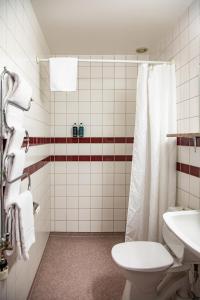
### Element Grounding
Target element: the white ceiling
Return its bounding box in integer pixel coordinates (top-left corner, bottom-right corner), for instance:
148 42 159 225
31 0 193 54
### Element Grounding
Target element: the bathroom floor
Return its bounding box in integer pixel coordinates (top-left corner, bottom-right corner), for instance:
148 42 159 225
28 234 125 300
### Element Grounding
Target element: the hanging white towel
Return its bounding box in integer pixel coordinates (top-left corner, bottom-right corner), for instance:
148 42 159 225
8 127 25 151
2 73 13 100
49 57 78 91
2 74 24 137
6 72 32 110
4 127 25 156
4 149 26 206
5 105 24 131
6 191 35 260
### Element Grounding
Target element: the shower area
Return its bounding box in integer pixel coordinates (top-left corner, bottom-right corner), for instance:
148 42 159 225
50 55 139 233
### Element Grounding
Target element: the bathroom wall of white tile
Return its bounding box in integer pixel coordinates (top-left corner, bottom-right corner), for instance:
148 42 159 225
51 161 132 232
0 0 198 297
151 0 200 209
152 0 200 133
0 0 51 299
50 55 147 232
50 55 141 138
177 146 200 208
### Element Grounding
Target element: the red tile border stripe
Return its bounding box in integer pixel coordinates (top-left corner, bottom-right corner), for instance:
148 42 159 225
23 136 200 147
177 137 200 147
23 137 134 146
21 156 199 179
176 162 200 178
23 156 50 179
50 155 133 162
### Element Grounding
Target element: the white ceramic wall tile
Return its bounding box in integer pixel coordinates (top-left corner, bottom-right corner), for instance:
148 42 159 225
91 208 102 220
52 158 132 233
55 221 67 232
51 56 137 140
67 209 79 220
114 221 126 232
66 220 78 231
0 1 51 299
79 221 90 232
91 197 103 208
151 0 200 210
102 220 113 232
91 221 102 232
67 197 79 208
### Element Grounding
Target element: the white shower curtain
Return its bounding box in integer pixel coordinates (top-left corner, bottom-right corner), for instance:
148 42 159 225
125 63 177 242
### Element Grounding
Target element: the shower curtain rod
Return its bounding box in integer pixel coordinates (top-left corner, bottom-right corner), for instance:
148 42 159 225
36 57 171 65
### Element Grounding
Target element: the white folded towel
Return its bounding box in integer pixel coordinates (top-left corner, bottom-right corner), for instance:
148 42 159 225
6 191 35 260
4 127 25 155
2 73 13 100
4 149 26 205
50 57 78 91
2 74 24 137
6 72 32 110
5 105 24 131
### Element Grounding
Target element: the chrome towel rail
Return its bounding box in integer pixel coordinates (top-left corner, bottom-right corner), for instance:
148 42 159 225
2 67 33 110
4 153 31 190
4 172 31 191
0 66 33 240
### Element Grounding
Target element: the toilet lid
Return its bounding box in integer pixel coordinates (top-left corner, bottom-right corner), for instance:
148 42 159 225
111 241 173 272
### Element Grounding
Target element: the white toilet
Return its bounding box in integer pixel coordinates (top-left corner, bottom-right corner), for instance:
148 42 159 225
112 241 174 300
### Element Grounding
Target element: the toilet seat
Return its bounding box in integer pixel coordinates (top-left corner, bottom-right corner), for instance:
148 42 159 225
112 241 173 272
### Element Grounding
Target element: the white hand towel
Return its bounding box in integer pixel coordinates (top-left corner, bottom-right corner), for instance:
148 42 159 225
50 57 78 91
6 72 32 110
2 73 13 100
5 104 24 130
5 191 35 260
4 149 26 207
15 191 35 260
2 74 24 137
4 127 25 155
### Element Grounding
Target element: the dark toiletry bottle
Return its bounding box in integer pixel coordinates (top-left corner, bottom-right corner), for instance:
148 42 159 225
79 123 84 137
72 123 78 137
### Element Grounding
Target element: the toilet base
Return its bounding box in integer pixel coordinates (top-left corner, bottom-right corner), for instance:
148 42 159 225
122 281 132 300
122 279 158 300
120 268 192 300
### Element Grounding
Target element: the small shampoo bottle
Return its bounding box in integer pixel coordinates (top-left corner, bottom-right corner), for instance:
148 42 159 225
72 123 78 137
79 123 84 137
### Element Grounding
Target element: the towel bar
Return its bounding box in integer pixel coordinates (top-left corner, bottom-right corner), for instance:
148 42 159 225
3 99 33 134
1 67 34 111
0 66 33 253
1 67 33 133
2 66 33 136
5 98 33 112
4 172 31 190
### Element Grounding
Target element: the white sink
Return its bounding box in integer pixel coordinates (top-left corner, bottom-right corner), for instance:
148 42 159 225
163 210 200 260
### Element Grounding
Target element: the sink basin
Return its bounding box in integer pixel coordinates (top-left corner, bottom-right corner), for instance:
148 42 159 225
163 210 200 260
